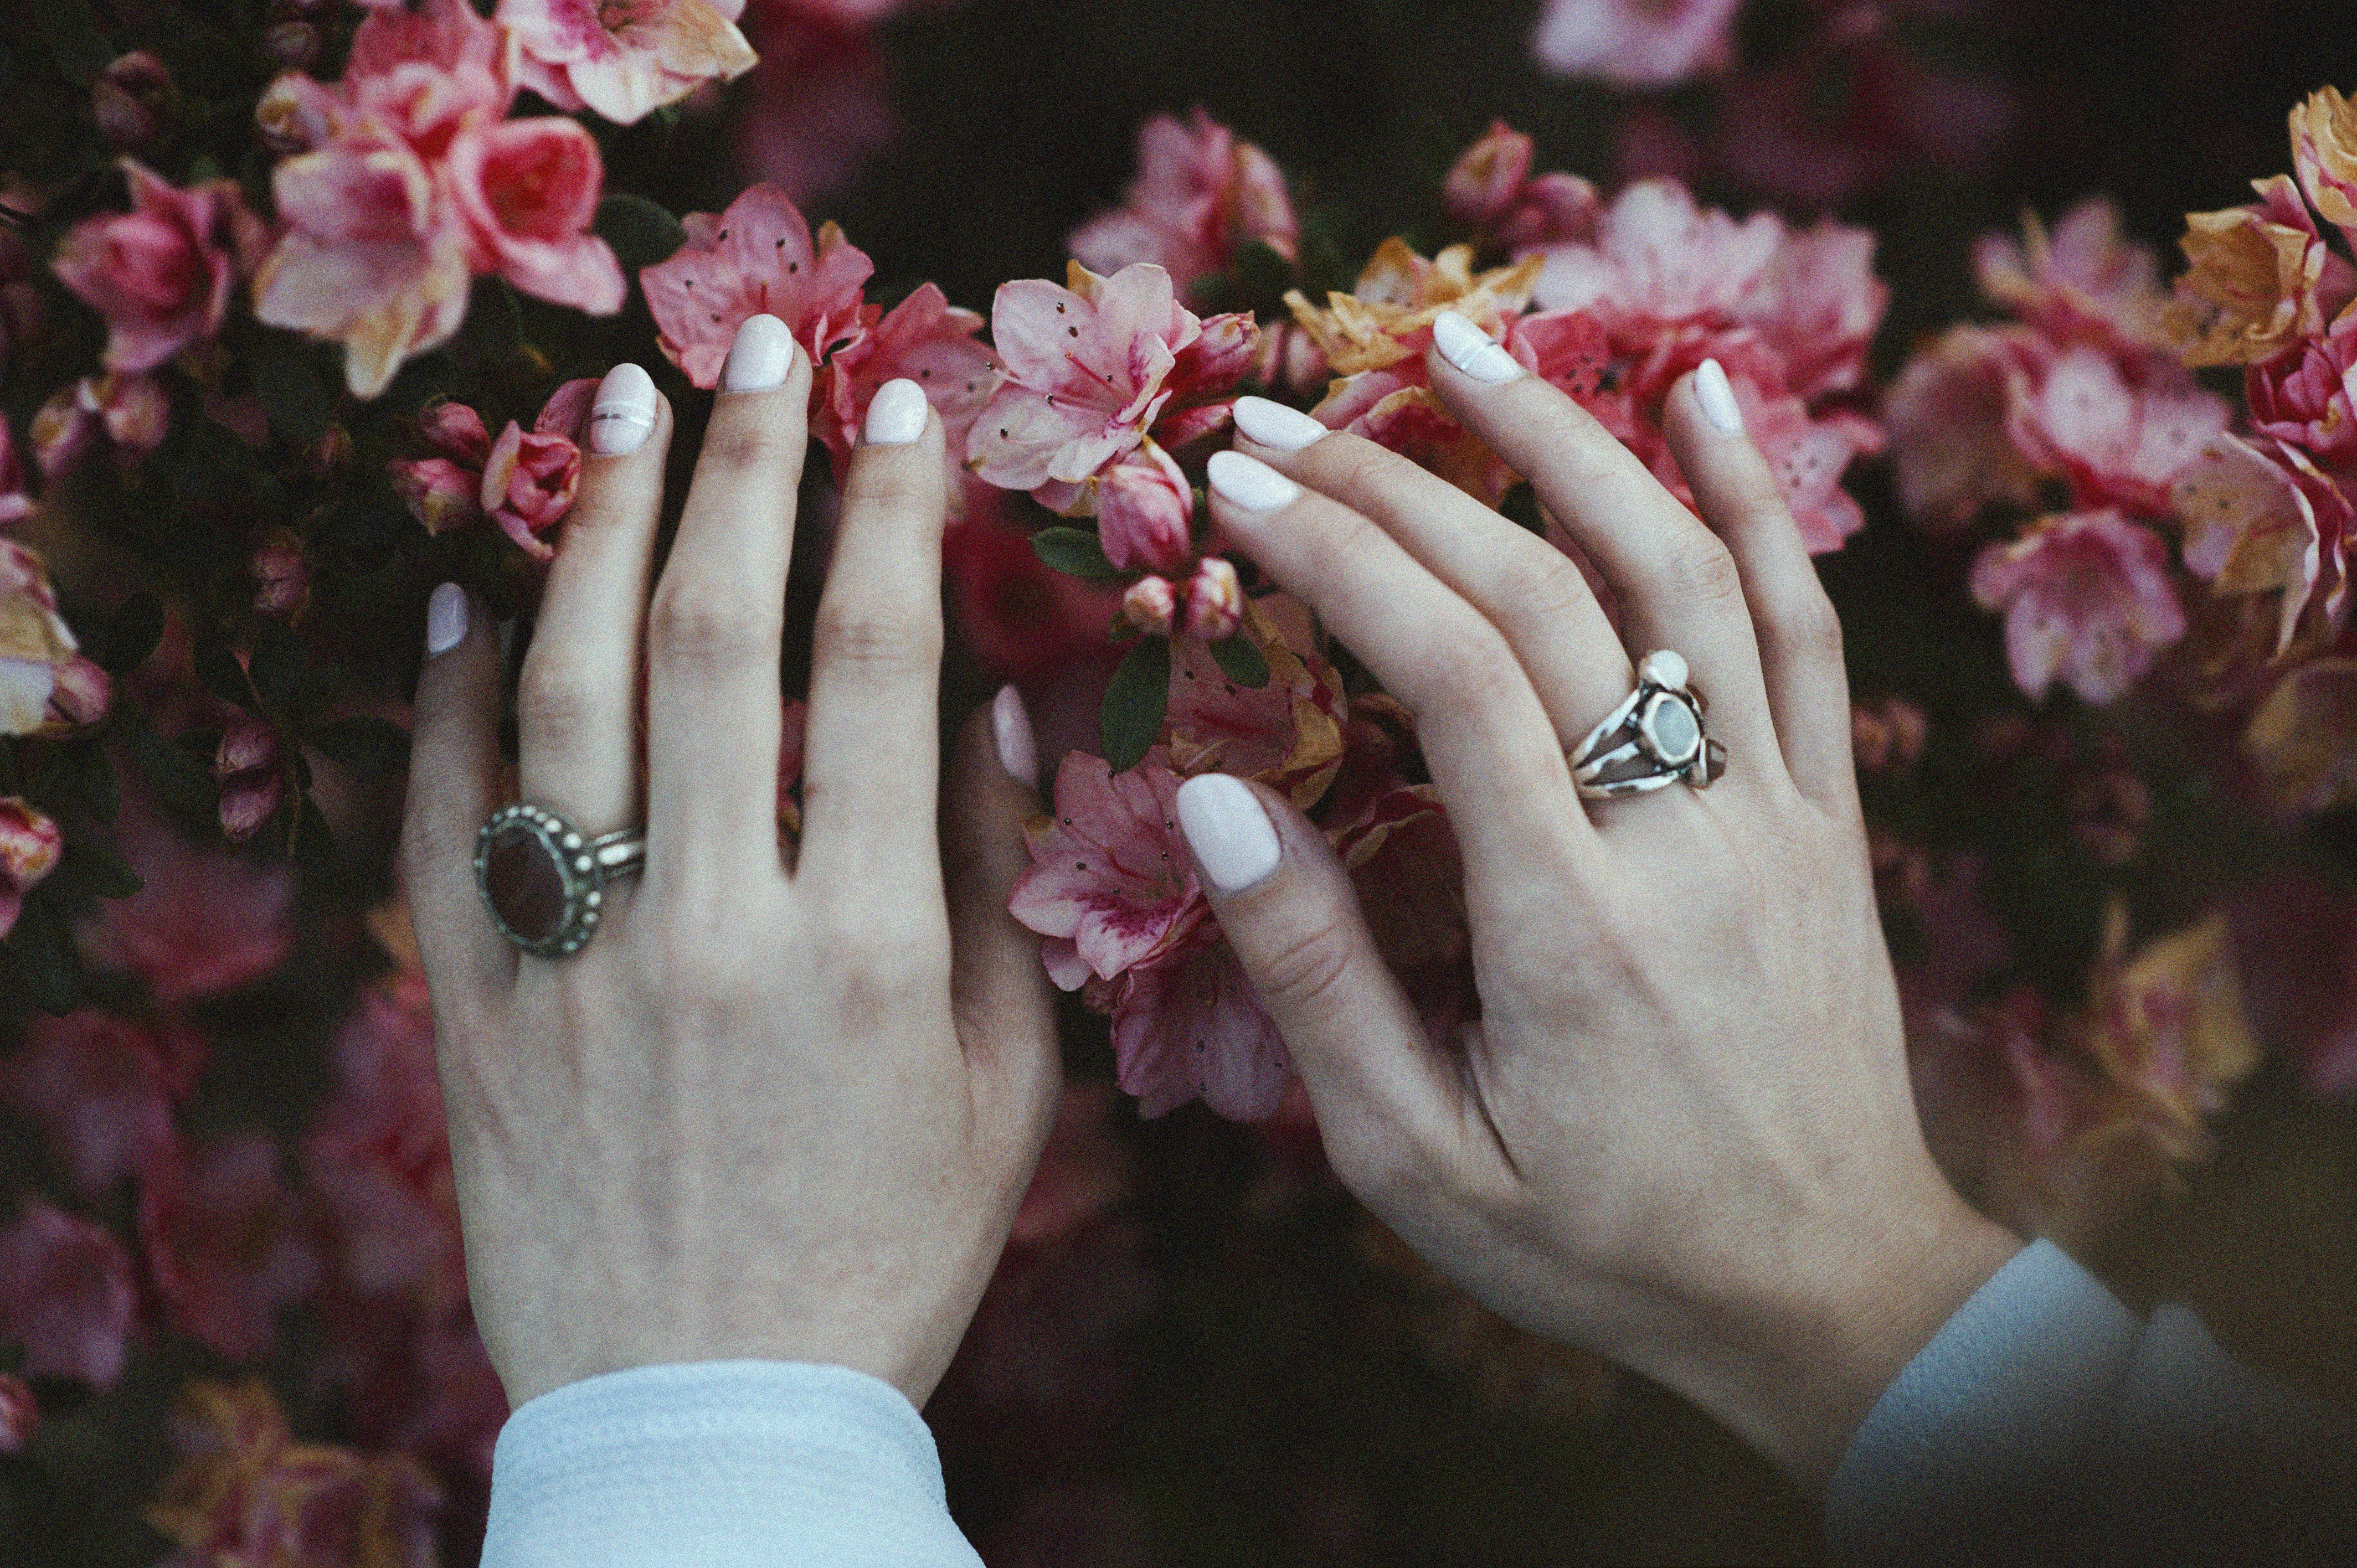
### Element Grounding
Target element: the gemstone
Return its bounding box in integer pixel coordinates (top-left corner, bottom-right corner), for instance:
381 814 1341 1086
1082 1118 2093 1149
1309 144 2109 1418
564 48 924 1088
483 819 570 946
1644 693 1701 764
1639 649 1689 690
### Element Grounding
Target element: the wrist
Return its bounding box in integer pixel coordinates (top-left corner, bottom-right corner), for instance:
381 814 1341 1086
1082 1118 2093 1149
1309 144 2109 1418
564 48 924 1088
1656 1186 2024 1495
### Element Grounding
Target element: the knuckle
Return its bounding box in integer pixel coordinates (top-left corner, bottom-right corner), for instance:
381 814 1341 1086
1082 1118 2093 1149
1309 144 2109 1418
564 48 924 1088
701 420 800 475
1425 627 1520 709
1489 545 1593 628
845 465 942 519
1782 587 1845 664
1663 530 1745 606
515 664 596 749
1250 914 1360 1025
813 602 940 674
651 582 770 668
1330 1127 1422 1209
1322 440 1408 498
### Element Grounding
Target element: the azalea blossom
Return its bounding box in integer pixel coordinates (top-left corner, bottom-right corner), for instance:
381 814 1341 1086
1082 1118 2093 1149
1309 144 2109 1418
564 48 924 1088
2009 346 2229 516
0 1200 139 1387
137 1134 323 1363
1093 441 1193 572
1107 937 1293 1120
2080 906 2260 1142
498 0 757 126
0 795 61 937
813 281 994 482
1529 178 1783 334
390 380 591 556
1530 0 1740 87
1444 121 1599 250
50 159 266 374
2173 432 2351 650
1972 198 2173 358
1007 749 1206 988
1969 509 2188 705
2 1009 182 1198
641 183 875 388
0 541 85 736
441 116 626 314
1164 601 1348 807
78 791 295 1005
1070 110 1300 295
2170 175 2356 368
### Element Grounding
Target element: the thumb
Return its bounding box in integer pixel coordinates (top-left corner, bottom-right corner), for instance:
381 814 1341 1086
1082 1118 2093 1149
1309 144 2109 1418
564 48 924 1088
943 684 1061 1149
1174 772 1472 1195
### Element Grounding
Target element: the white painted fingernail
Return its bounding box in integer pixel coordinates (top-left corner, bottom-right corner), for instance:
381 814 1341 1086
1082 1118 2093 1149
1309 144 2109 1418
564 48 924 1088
991 683 1037 786
864 378 929 446
721 313 794 393
1431 310 1523 384
1207 450 1300 512
589 362 657 454
425 582 467 656
1232 395 1329 451
1177 773 1281 895
1695 358 1744 435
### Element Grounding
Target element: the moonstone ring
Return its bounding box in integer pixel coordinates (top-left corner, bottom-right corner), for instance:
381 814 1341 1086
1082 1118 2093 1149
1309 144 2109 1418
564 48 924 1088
475 802 645 957
1567 649 1727 800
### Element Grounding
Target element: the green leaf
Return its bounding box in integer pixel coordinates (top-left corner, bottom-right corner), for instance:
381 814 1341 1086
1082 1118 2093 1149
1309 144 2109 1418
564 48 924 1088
245 331 333 451
58 839 142 900
192 638 258 713
1031 527 1124 579
95 592 164 678
305 715 410 775
30 0 111 86
1099 636 1171 773
1230 240 1297 312
290 793 336 880
1498 482 1546 537
1209 634 1271 689
594 193 687 271
246 620 307 711
28 733 116 822
122 714 219 817
2 893 81 1015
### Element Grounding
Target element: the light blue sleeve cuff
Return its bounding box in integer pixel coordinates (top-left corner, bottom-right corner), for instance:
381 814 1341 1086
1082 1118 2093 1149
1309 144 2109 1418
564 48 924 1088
478 1360 984 1568
1826 1238 2357 1566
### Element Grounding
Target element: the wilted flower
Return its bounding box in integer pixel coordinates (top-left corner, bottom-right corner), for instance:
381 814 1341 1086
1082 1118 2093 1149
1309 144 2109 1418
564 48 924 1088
1069 109 1300 295
498 0 758 126
0 541 84 736
2170 175 2355 367
2289 85 2357 248
2243 657 2357 814
1969 509 2186 705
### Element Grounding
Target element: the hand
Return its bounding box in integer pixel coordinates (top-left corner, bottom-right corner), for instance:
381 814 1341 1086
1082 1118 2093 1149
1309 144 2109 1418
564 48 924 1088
1186 318 2024 1492
399 316 1061 1410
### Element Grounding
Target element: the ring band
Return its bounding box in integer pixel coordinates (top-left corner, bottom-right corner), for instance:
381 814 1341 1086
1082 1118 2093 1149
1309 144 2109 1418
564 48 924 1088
1568 649 1726 800
475 802 646 957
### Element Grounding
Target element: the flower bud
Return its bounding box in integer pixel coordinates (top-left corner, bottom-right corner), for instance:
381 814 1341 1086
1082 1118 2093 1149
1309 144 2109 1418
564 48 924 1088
92 52 177 153
43 656 112 730
0 1373 37 1453
251 528 310 619
96 374 168 456
213 720 282 844
389 457 483 535
1445 121 1535 228
1182 556 1243 641
260 20 322 73
0 798 63 938
1095 442 1193 573
480 421 580 560
30 385 97 483
413 400 491 463
305 423 354 478
1121 575 1179 637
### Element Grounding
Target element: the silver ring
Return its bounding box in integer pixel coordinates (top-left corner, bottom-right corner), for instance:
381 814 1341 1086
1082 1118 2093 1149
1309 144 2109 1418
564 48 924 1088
475 802 646 958
1568 649 1726 800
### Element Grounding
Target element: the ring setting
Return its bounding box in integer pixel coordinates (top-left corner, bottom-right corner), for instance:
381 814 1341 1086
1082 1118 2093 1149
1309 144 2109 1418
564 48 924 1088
1568 649 1726 800
475 802 646 957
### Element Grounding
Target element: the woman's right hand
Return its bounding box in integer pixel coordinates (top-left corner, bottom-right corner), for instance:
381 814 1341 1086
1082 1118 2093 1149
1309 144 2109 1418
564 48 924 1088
1180 317 2023 1493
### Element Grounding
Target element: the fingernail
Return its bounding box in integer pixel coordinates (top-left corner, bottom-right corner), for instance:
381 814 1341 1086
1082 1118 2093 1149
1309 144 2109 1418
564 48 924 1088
1177 773 1281 895
1430 310 1523 385
1695 358 1744 435
991 683 1037 786
589 363 657 454
1232 395 1329 452
425 581 467 657
864 378 929 446
721 313 795 393
1207 450 1301 512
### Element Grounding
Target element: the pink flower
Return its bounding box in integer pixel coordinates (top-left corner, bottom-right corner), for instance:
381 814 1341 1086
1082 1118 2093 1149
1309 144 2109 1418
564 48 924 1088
1731 220 1888 401
1531 0 1739 87
2247 318 2357 460
814 282 993 483
1164 600 1349 806
1107 938 1293 1120
641 183 874 388
1969 509 2187 705
51 161 265 374
1444 122 1599 250
213 719 284 843
943 501 1128 684
2173 432 2351 651
1094 442 1193 572
1008 750 1207 988
1069 110 1299 297
2171 174 2357 368
1121 575 1179 637
442 116 625 314
253 133 472 398
479 420 581 560
301 979 465 1315
1885 323 2046 531
1529 178 1783 334
2009 347 2228 515
78 793 294 1005
1973 199 2171 358
0 1201 138 1387
1181 557 1242 641
969 262 1210 512
3 1010 181 1198
137 1135 322 1364
498 0 756 126
92 51 177 153
0 796 61 936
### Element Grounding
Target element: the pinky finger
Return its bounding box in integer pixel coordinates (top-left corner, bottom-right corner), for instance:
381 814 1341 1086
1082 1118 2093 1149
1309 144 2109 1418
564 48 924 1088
400 582 513 998
1663 362 1858 813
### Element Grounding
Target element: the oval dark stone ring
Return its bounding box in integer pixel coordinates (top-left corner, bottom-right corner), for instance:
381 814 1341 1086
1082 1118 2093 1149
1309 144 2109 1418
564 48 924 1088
1566 648 1728 801
474 802 646 958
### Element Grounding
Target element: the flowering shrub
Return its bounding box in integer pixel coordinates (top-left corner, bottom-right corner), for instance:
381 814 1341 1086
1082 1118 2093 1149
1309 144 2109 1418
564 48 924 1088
0 0 2350 1551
